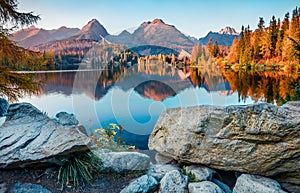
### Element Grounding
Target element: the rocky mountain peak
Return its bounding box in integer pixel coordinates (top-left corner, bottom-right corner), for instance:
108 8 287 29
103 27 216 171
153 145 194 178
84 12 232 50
218 27 239 35
76 18 109 41
151 19 165 25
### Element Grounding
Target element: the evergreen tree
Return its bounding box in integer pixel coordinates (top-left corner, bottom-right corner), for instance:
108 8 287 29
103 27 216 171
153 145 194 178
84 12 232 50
207 37 213 56
227 37 239 63
212 42 220 57
0 0 42 100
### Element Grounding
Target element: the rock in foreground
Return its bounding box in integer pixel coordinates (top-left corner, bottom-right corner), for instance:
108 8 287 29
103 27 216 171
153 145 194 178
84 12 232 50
188 181 224 193
0 103 91 169
120 175 158 193
10 182 52 193
233 174 286 193
99 151 150 173
159 170 188 193
149 102 300 189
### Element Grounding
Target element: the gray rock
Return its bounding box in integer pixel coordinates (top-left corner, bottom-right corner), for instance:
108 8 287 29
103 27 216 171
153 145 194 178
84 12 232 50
0 98 9 117
189 181 225 193
100 152 150 173
10 182 52 193
0 103 91 169
233 174 287 193
148 102 300 192
159 170 188 193
147 164 180 181
120 175 158 193
212 179 232 193
185 165 215 181
0 183 7 193
55 112 78 126
155 153 176 164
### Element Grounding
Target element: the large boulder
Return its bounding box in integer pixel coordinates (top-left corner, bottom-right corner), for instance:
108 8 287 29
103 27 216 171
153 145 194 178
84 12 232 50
159 170 188 193
99 152 150 173
149 102 300 190
120 174 158 193
233 174 286 193
0 103 91 169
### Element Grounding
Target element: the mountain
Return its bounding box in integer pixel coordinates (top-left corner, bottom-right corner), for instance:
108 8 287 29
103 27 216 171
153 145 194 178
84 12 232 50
107 19 193 51
10 26 80 48
199 27 239 46
73 19 109 41
218 26 239 35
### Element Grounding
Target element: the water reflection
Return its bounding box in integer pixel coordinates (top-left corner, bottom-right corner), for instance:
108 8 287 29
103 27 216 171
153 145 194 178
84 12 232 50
18 62 300 149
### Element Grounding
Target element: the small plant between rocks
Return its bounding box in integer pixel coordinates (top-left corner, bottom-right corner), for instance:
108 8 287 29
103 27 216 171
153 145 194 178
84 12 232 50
182 166 198 183
90 123 135 151
56 151 102 190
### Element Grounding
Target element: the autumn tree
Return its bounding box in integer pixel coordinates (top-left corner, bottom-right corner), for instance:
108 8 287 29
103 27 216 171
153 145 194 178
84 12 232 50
0 0 42 100
227 37 239 63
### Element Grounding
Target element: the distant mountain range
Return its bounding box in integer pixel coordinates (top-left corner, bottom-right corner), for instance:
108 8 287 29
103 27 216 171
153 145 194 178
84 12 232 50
11 19 240 54
199 27 239 46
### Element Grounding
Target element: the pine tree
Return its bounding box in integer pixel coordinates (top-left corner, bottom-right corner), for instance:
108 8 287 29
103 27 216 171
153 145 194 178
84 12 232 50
253 17 265 62
207 37 213 56
0 0 42 100
227 37 239 63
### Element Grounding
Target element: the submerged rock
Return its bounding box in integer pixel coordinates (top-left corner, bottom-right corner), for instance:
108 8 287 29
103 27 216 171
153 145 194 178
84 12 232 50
10 182 52 193
159 170 188 193
0 103 91 169
149 102 300 192
120 174 158 193
233 174 286 193
188 181 224 193
99 151 150 173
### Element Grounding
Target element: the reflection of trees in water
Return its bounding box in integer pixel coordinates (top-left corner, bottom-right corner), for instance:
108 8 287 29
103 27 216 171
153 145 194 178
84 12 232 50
0 67 42 101
223 70 300 104
32 62 300 104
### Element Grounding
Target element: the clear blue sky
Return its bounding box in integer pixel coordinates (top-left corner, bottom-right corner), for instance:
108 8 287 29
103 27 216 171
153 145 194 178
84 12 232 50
19 0 298 38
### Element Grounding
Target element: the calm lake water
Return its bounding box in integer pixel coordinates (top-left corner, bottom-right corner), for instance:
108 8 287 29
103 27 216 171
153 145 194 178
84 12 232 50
18 63 300 149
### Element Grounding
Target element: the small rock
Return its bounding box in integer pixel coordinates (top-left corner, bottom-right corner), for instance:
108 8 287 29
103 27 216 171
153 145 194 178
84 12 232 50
155 153 176 164
159 170 188 193
0 183 7 193
55 112 78 126
233 174 287 193
0 98 9 117
10 182 52 193
185 165 215 181
120 175 158 193
100 152 150 173
188 181 224 193
212 178 232 193
147 164 180 181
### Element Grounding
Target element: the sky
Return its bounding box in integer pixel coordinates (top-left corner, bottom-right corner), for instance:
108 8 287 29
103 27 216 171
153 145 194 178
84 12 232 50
19 0 298 38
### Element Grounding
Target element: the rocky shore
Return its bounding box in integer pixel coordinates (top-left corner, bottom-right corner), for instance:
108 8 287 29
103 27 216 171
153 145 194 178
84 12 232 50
0 100 299 192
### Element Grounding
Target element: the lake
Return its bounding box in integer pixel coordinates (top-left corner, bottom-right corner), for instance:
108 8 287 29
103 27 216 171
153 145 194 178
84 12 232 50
18 63 300 149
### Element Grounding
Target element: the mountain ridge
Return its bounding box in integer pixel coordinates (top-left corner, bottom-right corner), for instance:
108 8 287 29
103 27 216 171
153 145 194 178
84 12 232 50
11 19 239 51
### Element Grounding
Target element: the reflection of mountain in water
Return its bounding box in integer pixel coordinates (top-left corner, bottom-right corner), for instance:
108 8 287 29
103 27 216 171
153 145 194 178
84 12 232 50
134 81 176 101
33 62 299 105
35 63 233 101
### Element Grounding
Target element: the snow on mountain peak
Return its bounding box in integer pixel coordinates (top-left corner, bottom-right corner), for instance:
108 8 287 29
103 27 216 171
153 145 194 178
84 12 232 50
219 27 239 35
